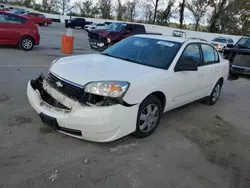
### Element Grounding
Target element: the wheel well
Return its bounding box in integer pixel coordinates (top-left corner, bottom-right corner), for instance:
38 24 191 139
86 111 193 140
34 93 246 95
19 35 34 43
146 91 166 110
218 77 224 86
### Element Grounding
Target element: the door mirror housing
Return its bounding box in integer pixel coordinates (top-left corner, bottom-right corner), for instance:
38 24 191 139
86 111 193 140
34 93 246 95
227 44 234 48
175 57 198 72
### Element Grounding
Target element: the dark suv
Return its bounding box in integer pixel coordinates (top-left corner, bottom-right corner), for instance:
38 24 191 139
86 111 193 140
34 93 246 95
65 18 92 29
224 37 250 79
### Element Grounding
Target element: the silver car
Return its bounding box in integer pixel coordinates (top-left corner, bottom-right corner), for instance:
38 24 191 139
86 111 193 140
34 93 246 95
211 37 234 52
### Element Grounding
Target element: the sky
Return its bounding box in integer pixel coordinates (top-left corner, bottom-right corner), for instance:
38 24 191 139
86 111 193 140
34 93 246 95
35 0 212 25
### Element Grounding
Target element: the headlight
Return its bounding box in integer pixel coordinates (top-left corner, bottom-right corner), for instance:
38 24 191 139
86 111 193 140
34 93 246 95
107 37 111 43
85 81 130 98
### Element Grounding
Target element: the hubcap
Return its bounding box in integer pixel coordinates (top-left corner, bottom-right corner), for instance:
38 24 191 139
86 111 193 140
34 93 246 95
212 85 221 102
22 39 33 49
139 104 159 133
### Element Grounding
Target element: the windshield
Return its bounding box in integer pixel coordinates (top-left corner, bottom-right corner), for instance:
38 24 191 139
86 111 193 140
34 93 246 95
235 37 250 49
212 38 226 43
102 36 182 69
107 23 126 32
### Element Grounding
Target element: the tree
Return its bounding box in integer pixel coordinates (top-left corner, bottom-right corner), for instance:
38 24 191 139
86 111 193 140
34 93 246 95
208 0 227 32
42 0 58 13
186 0 208 31
152 0 160 24
56 0 72 15
179 0 185 29
142 3 153 23
156 0 174 25
75 0 95 17
116 0 126 20
125 0 137 21
99 0 112 19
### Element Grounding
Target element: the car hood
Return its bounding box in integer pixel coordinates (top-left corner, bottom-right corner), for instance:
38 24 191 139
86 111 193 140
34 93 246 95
50 54 163 86
90 29 121 39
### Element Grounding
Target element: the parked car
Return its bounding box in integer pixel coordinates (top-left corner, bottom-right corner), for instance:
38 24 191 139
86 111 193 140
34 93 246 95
88 22 162 51
211 37 234 52
27 35 229 142
0 11 40 50
84 23 107 31
188 37 207 42
223 37 250 79
23 12 52 26
65 18 93 29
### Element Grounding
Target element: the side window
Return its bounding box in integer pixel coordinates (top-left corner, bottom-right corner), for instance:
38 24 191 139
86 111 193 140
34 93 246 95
0 13 25 24
124 25 133 35
0 13 6 23
179 44 201 66
214 49 220 62
201 44 218 65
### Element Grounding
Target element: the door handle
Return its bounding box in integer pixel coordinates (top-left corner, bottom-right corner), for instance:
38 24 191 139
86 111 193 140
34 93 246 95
198 73 203 76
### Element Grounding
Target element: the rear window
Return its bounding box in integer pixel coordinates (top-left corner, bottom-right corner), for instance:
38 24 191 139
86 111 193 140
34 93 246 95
103 36 182 69
212 38 226 43
0 13 26 24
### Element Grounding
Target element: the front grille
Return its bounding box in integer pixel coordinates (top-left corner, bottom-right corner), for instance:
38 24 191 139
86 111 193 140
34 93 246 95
88 32 101 40
47 73 84 100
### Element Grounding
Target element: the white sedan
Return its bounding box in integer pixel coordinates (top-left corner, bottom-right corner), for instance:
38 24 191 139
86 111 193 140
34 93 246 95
84 23 107 31
27 35 229 142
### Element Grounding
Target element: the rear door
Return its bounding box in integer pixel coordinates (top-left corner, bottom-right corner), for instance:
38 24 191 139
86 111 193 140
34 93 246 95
198 43 221 96
0 13 26 45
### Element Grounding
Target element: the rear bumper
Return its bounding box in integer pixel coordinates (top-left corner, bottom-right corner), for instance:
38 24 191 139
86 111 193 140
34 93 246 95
34 33 40 45
230 65 250 75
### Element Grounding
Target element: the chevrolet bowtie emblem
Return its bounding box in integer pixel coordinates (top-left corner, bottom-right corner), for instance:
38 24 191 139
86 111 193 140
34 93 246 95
55 81 63 88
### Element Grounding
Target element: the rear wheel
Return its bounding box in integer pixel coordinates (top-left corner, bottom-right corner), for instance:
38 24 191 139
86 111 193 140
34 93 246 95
132 95 162 138
204 80 222 105
19 36 34 51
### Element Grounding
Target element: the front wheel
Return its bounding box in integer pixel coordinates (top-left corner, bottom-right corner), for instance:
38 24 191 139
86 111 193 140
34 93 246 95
132 95 162 138
204 81 222 105
19 37 34 51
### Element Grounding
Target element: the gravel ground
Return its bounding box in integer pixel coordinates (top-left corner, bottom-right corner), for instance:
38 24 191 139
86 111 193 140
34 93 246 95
0 23 250 188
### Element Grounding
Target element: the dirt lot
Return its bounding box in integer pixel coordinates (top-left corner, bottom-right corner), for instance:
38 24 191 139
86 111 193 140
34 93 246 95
0 23 250 188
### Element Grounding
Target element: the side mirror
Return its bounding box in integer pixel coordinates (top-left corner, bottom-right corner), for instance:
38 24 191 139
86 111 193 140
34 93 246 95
175 58 198 72
227 44 234 48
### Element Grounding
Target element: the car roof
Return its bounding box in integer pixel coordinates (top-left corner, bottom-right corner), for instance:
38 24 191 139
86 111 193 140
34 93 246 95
213 37 232 40
0 10 27 18
135 35 210 44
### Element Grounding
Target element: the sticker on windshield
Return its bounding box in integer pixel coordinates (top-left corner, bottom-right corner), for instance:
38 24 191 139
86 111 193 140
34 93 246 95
157 41 175 47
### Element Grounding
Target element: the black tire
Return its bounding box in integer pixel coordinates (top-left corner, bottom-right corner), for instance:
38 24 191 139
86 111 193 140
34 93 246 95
19 36 34 51
38 23 43 26
43 21 48 27
132 95 163 138
204 80 223 105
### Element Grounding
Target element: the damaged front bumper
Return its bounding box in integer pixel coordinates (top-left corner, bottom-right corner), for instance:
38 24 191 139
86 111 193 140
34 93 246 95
27 75 139 142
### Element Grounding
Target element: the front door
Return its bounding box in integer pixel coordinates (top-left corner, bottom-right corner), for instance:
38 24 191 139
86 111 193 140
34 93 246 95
168 43 202 109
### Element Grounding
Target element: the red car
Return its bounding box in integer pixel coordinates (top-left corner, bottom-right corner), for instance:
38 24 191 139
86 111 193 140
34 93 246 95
0 11 40 50
24 12 52 26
